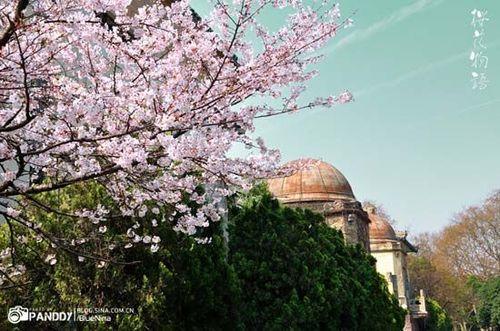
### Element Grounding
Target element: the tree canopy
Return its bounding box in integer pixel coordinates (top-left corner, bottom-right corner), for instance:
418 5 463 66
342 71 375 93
0 0 353 262
408 190 500 330
227 184 406 331
425 298 453 331
469 276 500 329
0 182 241 330
0 183 406 330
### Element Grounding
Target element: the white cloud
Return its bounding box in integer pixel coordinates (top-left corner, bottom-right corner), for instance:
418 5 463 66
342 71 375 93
354 50 466 97
458 98 500 114
353 41 499 97
331 0 445 52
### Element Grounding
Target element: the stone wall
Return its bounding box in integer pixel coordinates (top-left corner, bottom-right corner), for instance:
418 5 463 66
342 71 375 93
284 199 371 252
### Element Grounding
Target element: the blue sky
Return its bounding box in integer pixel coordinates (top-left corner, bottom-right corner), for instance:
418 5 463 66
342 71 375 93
193 0 500 234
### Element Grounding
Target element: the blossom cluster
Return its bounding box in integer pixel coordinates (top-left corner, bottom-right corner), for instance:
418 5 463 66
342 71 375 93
0 0 351 263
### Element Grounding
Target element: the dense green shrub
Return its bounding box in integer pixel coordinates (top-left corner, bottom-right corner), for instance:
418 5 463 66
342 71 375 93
469 276 500 329
0 183 405 330
425 298 453 331
0 182 240 330
228 184 406 331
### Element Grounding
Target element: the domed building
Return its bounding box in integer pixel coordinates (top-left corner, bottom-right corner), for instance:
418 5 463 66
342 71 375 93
268 159 427 330
365 204 416 308
365 204 427 330
267 159 371 251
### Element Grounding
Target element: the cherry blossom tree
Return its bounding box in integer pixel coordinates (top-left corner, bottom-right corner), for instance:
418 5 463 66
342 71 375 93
0 0 352 280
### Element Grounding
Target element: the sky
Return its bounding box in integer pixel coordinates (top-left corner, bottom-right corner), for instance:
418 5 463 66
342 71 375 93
193 0 500 234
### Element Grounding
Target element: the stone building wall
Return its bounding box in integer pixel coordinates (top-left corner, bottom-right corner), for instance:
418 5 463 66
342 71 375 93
371 239 418 310
284 200 370 252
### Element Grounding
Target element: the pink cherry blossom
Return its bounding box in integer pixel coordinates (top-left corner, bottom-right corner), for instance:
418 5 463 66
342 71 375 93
0 0 352 262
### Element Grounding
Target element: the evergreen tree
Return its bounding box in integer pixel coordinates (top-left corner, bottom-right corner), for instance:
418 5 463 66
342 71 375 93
469 276 500 329
0 182 240 330
228 184 406 331
425 298 453 331
0 182 405 330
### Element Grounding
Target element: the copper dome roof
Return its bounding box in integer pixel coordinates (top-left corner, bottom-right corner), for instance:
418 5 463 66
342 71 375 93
366 207 397 240
267 159 355 203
